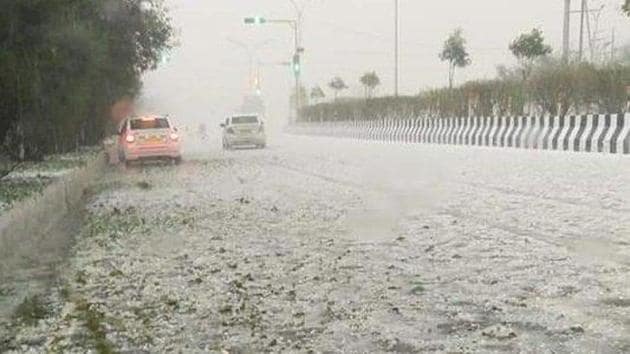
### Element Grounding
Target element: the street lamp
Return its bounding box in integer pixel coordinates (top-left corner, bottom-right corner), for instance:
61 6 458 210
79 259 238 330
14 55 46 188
244 16 302 124
394 0 399 96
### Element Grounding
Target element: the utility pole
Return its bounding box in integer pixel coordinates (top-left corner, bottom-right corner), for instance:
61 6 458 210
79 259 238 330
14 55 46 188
563 0 571 63
585 0 593 61
611 27 616 62
244 16 301 124
579 0 586 61
289 0 304 124
394 0 399 96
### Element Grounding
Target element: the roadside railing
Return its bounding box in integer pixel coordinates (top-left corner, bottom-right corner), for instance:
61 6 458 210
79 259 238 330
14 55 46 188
289 114 630 154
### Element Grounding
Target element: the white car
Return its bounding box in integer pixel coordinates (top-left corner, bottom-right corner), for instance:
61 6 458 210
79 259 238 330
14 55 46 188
117 115 182 165
221 114 266 149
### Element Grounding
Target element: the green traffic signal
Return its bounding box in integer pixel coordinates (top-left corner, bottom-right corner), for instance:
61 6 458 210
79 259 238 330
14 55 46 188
292 54 301 74
244 16 266 25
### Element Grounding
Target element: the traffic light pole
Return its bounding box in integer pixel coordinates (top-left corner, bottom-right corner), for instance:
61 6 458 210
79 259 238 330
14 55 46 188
244 17 302 124
267 20 301 124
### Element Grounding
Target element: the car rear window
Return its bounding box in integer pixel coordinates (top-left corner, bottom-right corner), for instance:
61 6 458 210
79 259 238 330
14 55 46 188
130 118 170 130
232 116 258 124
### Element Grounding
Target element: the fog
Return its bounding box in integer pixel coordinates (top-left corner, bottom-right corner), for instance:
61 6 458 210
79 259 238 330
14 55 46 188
140 0 630 133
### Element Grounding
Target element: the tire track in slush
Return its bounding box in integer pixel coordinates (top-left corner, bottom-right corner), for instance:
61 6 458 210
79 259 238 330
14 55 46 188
261 159 630 266
260 157 630 349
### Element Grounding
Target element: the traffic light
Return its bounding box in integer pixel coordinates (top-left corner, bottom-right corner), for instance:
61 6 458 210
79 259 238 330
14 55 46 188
292 54 301 75
244 16 266 25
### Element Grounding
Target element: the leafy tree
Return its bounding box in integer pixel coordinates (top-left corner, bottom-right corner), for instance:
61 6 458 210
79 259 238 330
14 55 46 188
328 77 348 101
624 0 629 16
359 71 381 99
439 28 471 89
310 86 326 103
509 28 552 80
0 0 174 160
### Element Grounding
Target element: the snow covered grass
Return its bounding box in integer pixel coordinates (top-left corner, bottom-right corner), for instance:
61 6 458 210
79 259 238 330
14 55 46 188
0 149 100 213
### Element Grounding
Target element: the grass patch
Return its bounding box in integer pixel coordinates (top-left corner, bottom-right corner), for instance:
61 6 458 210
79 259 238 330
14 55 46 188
86 206 199 238
12 295 50 326
0 178 49 209
17 153 92 173
84 208 148 239
74 298 117 354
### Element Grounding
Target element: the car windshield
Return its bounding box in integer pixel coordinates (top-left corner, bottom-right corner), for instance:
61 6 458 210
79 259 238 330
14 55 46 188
130 118 170 130
232 116 258 124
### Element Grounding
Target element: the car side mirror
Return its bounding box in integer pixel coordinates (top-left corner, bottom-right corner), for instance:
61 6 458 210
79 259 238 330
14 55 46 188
220 123 225 128
173 127 178 132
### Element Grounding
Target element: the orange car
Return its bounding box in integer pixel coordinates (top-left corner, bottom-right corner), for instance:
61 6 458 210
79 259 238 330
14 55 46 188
117 115 182 165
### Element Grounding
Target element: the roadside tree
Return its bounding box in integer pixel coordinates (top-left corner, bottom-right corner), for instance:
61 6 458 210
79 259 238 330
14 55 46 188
509 28 552 80
328 77 349 101
439 28 471 89
310 86 326 103
359 71 381 99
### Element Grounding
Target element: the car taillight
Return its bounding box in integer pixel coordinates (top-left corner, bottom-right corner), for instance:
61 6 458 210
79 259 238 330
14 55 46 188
227 128 235 134
125 134 135 143
170 132 179 141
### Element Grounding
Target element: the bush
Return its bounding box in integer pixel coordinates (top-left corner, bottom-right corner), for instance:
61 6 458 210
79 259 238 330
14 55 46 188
300 59 630 122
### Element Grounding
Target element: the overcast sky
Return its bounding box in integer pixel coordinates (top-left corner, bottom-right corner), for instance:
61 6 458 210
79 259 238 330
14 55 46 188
141 0 630 127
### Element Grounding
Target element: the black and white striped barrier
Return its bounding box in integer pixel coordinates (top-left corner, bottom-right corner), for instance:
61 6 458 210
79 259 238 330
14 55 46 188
290 114 630 154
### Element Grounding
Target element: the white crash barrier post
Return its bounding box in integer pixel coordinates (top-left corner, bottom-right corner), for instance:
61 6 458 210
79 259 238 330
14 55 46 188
290 112 630 155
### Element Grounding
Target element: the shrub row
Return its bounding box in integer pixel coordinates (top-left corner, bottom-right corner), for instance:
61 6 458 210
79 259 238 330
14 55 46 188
300 59 630 122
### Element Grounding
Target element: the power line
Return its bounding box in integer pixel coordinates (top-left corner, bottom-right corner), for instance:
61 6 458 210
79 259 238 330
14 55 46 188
311 19 507 53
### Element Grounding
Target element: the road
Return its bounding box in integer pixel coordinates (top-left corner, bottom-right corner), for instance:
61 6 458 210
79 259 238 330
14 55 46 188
4 134 630 353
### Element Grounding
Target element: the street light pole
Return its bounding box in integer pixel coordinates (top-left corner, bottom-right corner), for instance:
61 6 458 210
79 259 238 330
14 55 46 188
226 38 274 94
394 0 399 96
288 0 304 123
244 12 303 124
563 0 571 63
264 19 300 124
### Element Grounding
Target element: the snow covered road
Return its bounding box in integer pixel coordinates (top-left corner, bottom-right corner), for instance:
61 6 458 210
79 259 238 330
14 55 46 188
4 135 630 353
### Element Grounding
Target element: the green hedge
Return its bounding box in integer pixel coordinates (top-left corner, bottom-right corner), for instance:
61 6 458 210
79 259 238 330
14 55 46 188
301 60 630 122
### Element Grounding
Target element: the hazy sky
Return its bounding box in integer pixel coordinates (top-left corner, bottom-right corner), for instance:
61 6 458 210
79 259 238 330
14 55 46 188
141 0 629 126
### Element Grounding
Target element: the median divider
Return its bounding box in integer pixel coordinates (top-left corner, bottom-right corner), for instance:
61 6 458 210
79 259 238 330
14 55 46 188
0 152 107 277
289 113 630 154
